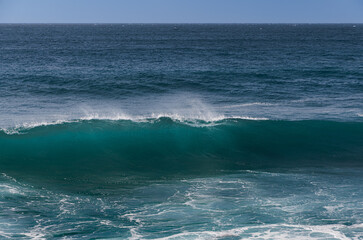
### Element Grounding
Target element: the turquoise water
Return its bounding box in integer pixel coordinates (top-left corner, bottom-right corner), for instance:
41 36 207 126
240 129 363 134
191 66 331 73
0 24 362 239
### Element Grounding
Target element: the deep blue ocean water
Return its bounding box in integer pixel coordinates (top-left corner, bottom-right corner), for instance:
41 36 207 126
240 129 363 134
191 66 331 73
0 24 362 239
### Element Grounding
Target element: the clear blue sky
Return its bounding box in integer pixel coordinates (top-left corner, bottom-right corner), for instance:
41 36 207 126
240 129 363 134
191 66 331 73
1 0 362 23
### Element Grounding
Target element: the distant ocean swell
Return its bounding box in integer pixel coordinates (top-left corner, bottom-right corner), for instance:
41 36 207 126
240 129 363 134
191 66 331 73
1 118 362 177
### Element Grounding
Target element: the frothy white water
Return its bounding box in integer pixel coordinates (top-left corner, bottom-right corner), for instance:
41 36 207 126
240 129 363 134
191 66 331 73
152 223 359 240
0 169 362 239
0 105 268 135
0 120 78 135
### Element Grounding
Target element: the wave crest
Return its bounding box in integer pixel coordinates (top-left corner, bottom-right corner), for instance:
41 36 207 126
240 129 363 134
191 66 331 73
0 115 268 135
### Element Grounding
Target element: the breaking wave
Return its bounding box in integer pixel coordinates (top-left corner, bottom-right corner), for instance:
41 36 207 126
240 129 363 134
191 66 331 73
0 118 362 179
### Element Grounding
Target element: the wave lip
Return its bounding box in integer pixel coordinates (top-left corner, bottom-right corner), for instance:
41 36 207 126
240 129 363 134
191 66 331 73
0 115 269 135
78 112 269 123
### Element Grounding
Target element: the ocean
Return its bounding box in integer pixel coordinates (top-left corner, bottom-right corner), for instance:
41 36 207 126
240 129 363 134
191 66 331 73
0 24 362 239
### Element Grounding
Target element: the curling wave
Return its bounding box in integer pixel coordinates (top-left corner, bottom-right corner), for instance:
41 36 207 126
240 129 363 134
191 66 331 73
0 118 362 179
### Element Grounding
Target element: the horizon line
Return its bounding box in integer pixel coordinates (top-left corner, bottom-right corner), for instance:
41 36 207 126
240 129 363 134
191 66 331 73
0 22 362 25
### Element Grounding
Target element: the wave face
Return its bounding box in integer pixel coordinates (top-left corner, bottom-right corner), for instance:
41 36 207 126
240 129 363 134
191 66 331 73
1 119 362 178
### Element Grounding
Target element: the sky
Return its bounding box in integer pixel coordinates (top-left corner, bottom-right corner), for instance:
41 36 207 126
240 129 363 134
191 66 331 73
0 0 363 24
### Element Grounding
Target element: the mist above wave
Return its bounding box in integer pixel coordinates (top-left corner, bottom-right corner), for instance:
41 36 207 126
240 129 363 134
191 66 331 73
1 93 362 131
1 94 271 132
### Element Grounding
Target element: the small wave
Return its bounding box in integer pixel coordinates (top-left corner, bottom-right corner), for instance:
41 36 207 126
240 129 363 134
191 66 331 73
227 115 269 121
221 102 275 108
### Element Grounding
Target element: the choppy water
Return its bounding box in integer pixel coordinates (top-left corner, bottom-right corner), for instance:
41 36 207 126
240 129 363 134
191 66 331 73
0 24 362 239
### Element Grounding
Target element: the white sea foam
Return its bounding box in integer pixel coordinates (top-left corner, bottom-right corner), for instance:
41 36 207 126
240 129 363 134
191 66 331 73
0 184 23 195
0 231 12 239
0 113 268 135
0 174 28 196
153 223 357 240
324 204 344 214
22 230 47 240
129 227 144 240
0 119 78 135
